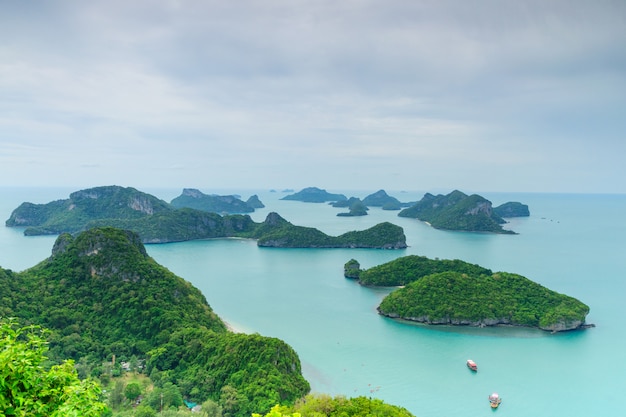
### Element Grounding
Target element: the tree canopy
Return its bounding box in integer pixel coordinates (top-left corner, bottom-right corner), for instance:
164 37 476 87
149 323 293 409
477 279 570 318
0 319 106 417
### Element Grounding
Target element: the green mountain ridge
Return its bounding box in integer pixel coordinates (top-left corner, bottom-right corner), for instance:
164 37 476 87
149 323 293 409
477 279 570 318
0 227 310 416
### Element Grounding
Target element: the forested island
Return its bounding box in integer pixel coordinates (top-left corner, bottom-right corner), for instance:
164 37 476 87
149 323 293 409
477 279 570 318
170 188 264 213
280 187 347 202
0 227 415 416
398 190 527 233
5 186 407 249
345 256 591 332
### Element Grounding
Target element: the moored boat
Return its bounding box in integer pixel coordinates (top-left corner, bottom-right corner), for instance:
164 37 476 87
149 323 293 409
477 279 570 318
488 392 501 409
466 359 477 371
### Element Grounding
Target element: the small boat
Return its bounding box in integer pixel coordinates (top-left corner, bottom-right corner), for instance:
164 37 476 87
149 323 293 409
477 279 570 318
488 392 501 409
466 359 477 371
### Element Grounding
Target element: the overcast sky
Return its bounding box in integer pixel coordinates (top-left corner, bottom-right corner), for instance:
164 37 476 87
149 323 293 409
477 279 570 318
1 1 625 194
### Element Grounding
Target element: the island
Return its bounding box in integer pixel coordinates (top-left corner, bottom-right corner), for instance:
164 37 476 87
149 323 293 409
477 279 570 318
280 187 347 203
398 190 521 234
170 188 263 213
362 189 404 210
5 185 407 248
493 201 530 217
345 256 591 332
336 200 369 217
253 213 406 248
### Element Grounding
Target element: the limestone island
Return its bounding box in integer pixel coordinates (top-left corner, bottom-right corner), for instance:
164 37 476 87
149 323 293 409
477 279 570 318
6 186 406 248
281 187 347 203
344 256 592 332
171 188 264 213
398 190 528 234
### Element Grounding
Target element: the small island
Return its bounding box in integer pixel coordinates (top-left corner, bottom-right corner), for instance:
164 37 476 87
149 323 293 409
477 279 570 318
281 187 347 203
170 188 263 213
362 189 404 210
345 256 591 332
398 190 526 234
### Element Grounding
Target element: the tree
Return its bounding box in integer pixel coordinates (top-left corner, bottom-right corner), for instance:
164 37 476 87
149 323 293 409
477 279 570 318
201 399 223 417
0 319 106 417
124 382 142 402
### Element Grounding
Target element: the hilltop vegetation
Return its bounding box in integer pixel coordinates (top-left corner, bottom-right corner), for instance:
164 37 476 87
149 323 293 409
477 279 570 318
348 255 492 286
253 214 406 248
5 186 406 248
0 227 309 416
348 255 590 332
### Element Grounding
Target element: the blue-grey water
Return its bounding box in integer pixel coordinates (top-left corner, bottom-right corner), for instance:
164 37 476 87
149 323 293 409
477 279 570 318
1 187 625 417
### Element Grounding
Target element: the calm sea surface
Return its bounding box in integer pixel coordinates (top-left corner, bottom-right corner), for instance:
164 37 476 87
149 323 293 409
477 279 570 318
1 187 625 417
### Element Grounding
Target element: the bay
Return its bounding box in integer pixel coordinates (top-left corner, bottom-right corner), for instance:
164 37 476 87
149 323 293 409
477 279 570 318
1 187 625 417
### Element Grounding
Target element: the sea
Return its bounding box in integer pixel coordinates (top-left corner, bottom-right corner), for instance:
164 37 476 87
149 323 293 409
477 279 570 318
1 187 625 417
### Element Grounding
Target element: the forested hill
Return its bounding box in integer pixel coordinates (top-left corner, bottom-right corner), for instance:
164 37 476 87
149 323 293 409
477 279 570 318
0 227 310 416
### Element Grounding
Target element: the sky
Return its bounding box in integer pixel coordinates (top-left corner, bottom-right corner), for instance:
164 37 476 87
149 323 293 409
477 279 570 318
1 0 625 194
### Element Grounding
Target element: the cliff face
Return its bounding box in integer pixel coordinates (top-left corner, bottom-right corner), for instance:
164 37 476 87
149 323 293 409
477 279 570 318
6 186 171 231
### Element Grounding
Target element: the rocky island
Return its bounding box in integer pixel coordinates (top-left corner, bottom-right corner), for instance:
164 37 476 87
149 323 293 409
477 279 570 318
345 256 591 332
6 185 407 248
281 187 347 203
170 188 263 213
398 190 525 234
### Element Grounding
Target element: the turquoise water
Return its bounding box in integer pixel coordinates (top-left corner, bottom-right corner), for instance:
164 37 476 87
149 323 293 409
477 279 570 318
1 188 625 416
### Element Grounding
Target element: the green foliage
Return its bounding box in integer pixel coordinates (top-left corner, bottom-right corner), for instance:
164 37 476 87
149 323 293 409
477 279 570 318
252 394 416 417
378 271 590 330
146 327 310 417
170 189 255 213
134 405 157 417
357 255 492 286
0 319 106 417
123 382 142 401
3 227 226 362
343 259 361 279
280 187 347 203
254 214 406 249
144 382 183 411
398 190 515 233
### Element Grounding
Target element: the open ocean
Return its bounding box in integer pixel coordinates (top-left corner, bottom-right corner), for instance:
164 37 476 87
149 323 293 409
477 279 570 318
1 187 625 417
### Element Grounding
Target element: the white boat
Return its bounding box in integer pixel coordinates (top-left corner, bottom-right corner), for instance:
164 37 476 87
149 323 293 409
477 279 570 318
488 392 501 409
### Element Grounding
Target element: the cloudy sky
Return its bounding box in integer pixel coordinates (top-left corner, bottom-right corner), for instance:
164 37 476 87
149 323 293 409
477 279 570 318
1 1 625 193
